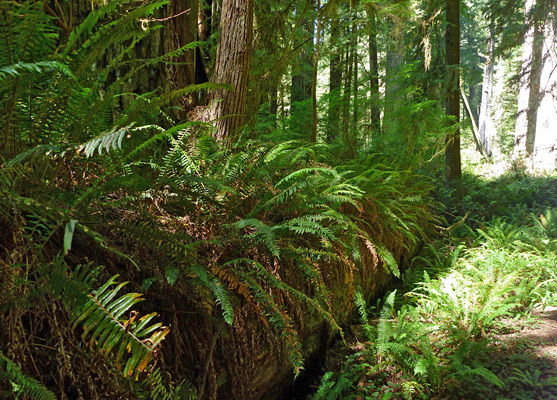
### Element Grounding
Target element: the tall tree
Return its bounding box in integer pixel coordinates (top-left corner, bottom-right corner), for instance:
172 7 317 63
328 11 342 142
311 0 322 142
366 4 381 135
477 20 495 158
445 0 462 183
206 0 255 144
515 0 546 157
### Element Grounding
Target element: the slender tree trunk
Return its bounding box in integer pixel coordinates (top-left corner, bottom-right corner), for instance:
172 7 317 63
207 0 254 144
290 1 314 135
445 0 461 183
342 46 351 135
311 0 322 142
352 13 359 137
367 6 381 135
478 24 495 158
167 0 200 114
328 14 342 142
384 23 403 135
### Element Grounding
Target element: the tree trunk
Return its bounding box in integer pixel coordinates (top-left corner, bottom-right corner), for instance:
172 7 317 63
311 0 322 143
342 46 351 137
514 0 546 158
328 14 342 142
367 6 381 136
525 17 544 155
478 24 495 158
207 0 254 144
445 0 461 183
290 1 314 136
352 11 359 138
383 24 403 136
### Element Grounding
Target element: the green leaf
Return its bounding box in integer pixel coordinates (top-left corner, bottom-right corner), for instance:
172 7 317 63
165 266 180 286
64 220 78 255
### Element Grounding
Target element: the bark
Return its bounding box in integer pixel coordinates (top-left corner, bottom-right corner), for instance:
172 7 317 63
207 0 254 144
352 15 359 137
445 0 461 183
290 1 314 136
515 0 546 157
166 0 200 114
525 18 544 155
311 0 322 143
461 87 490 161
367 6 381 135
198 0 212 42
383 23 404 135
342 46 352 136
478 25 495 158
328 14 342 142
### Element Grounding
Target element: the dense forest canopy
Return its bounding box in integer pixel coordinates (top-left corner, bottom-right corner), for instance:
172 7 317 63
0 0 556 399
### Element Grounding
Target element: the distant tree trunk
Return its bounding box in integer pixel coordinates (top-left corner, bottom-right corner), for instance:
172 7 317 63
206 0 254 144
352 13 359 137
328 14 342 142
367 6 381 135
383 24 403 135
166 0 200 114
478 24 495 158
311 0 322 142
342 46 352 135
445 0 461 183
525 18 544 155
515 0 545 157
290 1 314 135
198 0 212 42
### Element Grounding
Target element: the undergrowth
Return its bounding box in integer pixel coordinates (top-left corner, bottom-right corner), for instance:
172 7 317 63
0 2 438 398
311 203 557 399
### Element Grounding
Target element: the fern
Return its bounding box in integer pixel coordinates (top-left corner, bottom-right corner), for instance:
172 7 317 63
69 273 170 378
0 352 57 400
190 264 234 325
77 123 135 157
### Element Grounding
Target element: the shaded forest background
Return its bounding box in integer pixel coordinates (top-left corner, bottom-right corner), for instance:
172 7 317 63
0 0 556 399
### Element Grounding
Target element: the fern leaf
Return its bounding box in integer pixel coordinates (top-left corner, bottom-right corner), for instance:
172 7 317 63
77 123 135 157
0 352 57 400
70 274 169 378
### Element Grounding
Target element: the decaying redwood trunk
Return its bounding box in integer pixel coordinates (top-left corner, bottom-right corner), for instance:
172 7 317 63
206 0 254 144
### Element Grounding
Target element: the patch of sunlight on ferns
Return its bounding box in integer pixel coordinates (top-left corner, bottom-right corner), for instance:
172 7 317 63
0 352 57 400
411 266 519 339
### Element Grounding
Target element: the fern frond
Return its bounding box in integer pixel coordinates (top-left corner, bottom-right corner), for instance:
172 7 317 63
0 61 74 81
77 123 135 157
190 264 234 325
70 274 169 378
234 219 281 258
0 351 57 400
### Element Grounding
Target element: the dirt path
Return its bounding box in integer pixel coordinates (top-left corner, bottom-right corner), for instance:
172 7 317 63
489 306 557 399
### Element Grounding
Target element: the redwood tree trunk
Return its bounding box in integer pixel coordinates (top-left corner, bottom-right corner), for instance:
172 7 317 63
327 13 342 142
445 0 462 183
367 6 381 135
525 17 544 155
208 0 254 144
478 24 495 158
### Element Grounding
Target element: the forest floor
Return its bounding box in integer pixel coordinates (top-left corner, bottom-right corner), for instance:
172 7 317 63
308 168 557 400
491 306 557 399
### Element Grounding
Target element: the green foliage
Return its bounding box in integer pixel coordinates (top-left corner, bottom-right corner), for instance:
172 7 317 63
73 274 170 378
0 352 57 400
